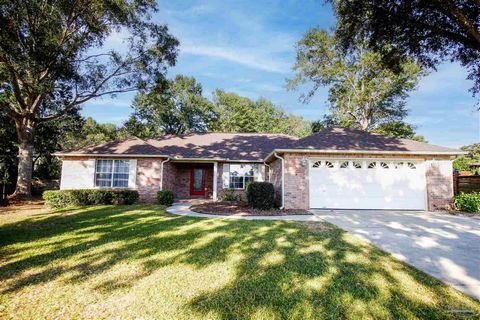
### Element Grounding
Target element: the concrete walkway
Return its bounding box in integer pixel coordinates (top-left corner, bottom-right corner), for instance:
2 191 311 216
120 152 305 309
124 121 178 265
167 202 322 221
167 203 480 300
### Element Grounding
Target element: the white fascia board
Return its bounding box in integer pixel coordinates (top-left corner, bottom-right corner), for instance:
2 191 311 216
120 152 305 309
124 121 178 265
55 154 264 163
170 157 264 163
263 149 467 162
54 153 170 158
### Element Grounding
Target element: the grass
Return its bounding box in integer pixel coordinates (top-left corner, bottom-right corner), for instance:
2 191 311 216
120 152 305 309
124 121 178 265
0 205 479 320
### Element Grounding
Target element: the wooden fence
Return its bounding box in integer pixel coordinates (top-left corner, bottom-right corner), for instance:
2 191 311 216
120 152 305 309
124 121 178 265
454 173 480 195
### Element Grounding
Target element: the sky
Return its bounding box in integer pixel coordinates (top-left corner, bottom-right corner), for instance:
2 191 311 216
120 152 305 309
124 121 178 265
81 0 480 148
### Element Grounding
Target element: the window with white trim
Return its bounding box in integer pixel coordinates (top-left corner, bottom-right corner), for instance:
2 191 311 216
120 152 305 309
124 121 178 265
228 164 258 189
95 160 130 188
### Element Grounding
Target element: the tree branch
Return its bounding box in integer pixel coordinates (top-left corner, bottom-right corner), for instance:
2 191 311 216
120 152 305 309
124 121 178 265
410 15 479 50
37 87 137 123
0 102 20 119
443 0 480 45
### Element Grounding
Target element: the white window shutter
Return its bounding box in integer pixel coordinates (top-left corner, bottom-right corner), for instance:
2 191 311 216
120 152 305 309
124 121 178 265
222 163 230 188
128 159 137 189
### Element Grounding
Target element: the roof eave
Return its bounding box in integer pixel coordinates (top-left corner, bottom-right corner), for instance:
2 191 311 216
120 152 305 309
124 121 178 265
53 153 265 162
53 153 171 158
263 149 467 162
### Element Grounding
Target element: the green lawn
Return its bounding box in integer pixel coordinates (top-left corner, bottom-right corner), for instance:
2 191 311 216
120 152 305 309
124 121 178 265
0 205 479 320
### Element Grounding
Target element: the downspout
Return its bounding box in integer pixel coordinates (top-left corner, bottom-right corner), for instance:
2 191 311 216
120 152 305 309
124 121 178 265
273 153 285 209
159 157 171 191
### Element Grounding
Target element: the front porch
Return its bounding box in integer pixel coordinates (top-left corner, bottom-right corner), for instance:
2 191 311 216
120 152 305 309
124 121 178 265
162 161 219 201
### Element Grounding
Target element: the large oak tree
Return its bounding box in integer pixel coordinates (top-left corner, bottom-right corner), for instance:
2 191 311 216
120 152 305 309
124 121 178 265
289 29 423 131
329 0 480 98
0 0 178 197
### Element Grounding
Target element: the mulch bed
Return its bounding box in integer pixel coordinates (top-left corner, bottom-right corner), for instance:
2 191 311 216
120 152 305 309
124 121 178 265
190 201 311 216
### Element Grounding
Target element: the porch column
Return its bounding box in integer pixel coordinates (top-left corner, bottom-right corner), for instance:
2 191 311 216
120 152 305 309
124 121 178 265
213 161 218 201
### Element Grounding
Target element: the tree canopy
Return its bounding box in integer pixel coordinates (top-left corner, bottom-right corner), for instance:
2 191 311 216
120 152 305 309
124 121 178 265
127 75 215 136
0 0 178 197
289 28 423 132
373 121 427 143
211 90 310 137
328 0 480 98
311 116 426 142
454 143 480 174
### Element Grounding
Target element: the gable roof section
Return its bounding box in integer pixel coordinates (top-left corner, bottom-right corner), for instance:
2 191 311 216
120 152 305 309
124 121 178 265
56 133 297 161
264 127 463 159
56 128 464 161
57 137 166 156
145 133 296 161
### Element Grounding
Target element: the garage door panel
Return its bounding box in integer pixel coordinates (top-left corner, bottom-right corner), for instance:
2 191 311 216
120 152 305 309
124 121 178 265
309 159 426 210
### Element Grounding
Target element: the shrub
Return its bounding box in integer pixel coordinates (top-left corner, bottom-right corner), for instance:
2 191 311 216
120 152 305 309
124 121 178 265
221 189 241 202
43 189 139 208
454 192 480 213
246 182 275 210
157 190 175 206
111 190 139 205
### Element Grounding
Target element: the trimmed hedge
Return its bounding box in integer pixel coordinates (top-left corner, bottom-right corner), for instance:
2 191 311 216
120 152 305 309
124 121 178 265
246 182 275 210
454 192 480 213
43 189 139 208
157 190 175 206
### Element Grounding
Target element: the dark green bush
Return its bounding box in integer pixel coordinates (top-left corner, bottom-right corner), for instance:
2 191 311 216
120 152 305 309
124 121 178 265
43 189 139 208
156 190 175 206
454 192 480 213
246 182 275 210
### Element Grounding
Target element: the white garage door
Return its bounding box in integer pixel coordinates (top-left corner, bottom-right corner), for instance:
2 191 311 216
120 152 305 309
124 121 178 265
309 159 426 210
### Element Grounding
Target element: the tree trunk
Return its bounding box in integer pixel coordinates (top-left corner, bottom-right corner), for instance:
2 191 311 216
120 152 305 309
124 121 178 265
12 117 36 199
359 116 370 131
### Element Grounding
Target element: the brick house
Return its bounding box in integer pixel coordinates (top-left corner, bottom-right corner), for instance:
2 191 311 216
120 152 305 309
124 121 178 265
55 127 464 211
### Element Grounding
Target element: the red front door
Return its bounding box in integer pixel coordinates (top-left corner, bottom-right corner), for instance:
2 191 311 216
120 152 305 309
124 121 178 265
190 168 206 196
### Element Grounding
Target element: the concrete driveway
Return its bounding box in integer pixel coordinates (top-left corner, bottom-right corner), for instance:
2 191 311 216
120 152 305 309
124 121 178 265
310 209 480 300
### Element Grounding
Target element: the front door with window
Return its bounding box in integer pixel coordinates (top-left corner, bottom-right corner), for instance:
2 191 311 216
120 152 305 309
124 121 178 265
190 168 206 196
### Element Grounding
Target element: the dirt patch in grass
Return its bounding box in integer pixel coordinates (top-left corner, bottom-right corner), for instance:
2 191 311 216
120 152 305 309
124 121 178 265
190 201 311 216
0 198 44 214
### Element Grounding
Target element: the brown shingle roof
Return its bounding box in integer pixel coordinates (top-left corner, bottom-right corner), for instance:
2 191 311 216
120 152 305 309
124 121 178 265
146 133 297 161
56 128 463 160
59 137 164 155
57 133 297 161
288 127 461 153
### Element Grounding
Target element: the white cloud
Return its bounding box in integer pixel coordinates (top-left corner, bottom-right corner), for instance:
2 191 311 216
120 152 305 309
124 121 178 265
181 44 290 74
85 96 132 108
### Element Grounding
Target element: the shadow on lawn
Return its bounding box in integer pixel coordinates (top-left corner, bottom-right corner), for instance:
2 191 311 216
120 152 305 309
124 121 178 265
0 205 479 319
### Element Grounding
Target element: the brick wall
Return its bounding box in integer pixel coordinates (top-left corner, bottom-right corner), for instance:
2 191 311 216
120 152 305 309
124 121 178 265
283 154 309 210
136 158 163 203
425 159 454 210
162 161 177 191
269 158 282 207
